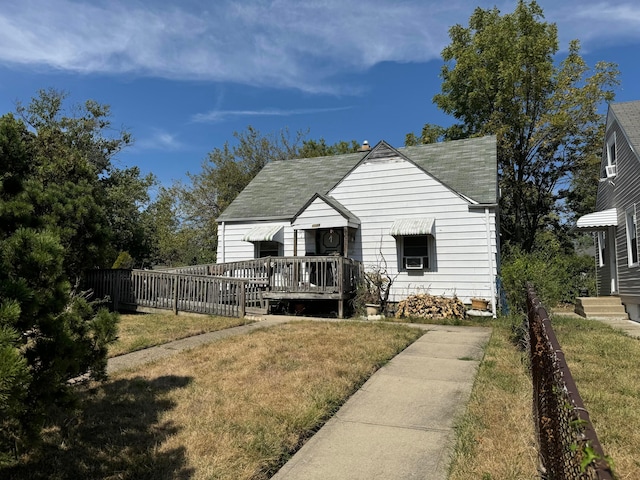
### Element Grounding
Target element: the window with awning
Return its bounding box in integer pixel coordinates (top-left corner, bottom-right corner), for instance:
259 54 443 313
389 218 435 237
390 219 435 271
242 225 284 243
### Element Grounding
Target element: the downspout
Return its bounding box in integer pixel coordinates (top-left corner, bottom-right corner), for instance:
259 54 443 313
485 207 497 317
220 221 225 263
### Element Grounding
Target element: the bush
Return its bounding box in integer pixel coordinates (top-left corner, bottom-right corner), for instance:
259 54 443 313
112 251 134 269
501 243 595 313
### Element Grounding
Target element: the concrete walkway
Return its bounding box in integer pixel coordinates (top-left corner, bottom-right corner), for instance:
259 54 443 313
272 324 490 480
106 317 491 479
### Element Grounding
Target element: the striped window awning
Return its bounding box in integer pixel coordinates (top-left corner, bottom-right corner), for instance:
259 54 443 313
242 225 284 242
576 208 618 230
389 218 435 236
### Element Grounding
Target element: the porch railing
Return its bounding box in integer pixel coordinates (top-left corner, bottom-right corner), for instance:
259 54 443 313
85 257 362 317
207 256 362 296
85 269 263 318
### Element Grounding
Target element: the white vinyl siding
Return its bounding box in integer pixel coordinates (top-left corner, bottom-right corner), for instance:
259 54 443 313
329 155 498 303
217 221 293 263
292 197 352 229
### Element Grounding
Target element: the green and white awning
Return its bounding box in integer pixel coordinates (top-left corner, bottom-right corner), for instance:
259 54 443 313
389 218 435 236
242 225 284 242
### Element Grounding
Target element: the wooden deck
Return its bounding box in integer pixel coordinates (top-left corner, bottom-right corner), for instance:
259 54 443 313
85 256 362 318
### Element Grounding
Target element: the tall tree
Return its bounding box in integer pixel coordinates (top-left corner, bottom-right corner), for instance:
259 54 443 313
15 89 143 276
297 138 360 157
0 113 118 464
179 126 306 264
101 166 157 267
431 1 618 251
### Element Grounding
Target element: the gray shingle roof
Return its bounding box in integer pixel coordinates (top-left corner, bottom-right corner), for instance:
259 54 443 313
610 101 640 154
218 135 497 222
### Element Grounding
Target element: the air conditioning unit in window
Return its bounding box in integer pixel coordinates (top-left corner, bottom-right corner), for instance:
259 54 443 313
606 164 617 178
405 256 424 270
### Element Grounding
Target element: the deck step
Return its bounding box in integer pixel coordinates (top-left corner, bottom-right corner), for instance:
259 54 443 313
575 297 629 320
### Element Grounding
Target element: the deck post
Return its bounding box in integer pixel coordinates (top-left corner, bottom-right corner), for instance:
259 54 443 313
172 275 179 315
239 281 246 318
343 226 348 257
338 299 344 318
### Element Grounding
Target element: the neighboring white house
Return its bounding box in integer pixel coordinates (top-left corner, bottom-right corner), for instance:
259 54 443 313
216 137 499 313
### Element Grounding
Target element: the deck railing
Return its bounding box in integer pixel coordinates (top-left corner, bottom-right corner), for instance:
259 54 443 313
85 269 263 317
85 257 362 318
208 256 362 295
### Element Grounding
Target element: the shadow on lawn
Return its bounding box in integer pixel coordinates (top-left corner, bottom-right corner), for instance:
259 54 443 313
3 375 194 480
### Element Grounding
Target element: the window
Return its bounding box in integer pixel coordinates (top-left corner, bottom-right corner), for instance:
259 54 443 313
401 235 430 270
603 133 617 178
626 206 638 266
256 241 282 258
597 231 606 267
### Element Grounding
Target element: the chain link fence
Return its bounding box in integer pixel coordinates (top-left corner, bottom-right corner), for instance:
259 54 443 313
526 284 613 480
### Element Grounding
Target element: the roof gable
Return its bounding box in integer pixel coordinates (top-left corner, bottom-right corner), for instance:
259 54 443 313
218 136 497 222
292 193 360 229
609 101 640 157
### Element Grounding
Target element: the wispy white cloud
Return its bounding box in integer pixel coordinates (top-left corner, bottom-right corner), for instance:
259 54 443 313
0 1 638 93
191 106 352 123
135 129 183 151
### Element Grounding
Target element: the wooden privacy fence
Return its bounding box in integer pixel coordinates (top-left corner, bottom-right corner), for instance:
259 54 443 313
85 269 264 318
526 284 613 479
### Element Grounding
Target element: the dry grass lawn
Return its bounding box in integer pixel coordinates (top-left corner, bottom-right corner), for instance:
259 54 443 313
108 312 249 357
449 314 640 480
448 316 538 480
6 321 423 480
552 315 640 480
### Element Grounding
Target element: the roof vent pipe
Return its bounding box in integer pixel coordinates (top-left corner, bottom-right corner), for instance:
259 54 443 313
358 140 371 152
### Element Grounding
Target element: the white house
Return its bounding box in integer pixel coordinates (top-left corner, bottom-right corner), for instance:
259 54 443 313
216 137 499 315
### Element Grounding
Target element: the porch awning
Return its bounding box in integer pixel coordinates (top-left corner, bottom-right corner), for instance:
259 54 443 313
242 225 284 242
576 208 618 230
389 218 435 236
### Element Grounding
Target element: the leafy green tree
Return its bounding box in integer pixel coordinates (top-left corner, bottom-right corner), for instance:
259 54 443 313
178 126 306 264
404 124 446 146
297 138 360 157
102 167 157 267
430 1 618 251
15 89 140 277
0 113 119 464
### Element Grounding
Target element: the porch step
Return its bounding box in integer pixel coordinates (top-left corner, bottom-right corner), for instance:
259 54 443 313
575 297 629 319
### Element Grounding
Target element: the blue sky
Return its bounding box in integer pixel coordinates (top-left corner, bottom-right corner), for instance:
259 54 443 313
1 0 640 189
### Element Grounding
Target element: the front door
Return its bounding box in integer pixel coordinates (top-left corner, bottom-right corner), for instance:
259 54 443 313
608 226 618 294
317 228 343 255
